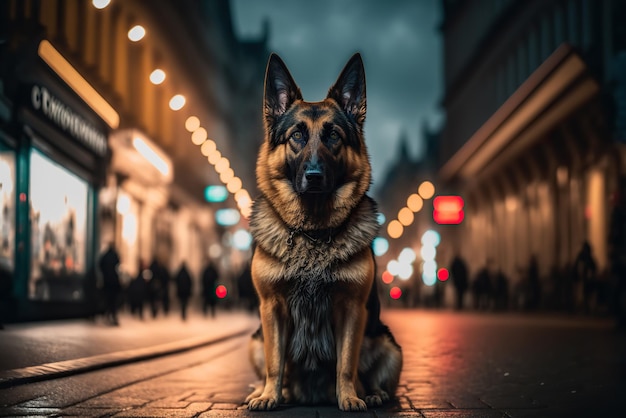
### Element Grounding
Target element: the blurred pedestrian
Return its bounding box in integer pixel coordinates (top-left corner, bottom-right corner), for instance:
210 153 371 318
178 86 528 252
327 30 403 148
237 262 257 313
472 264 492 310
573 241 597 313
148 258 163 318
493 269 509 311
450 254 469 310
526 255 541 310
201 260 219 317
98 243 121 326
128 260 149 320
175 262 193 321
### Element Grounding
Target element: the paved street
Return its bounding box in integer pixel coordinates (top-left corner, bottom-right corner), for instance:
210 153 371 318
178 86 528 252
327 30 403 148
1 309 624 417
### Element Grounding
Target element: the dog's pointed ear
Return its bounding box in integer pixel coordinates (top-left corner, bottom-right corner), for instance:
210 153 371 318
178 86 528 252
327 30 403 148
264 53 302 126
327 53 366 129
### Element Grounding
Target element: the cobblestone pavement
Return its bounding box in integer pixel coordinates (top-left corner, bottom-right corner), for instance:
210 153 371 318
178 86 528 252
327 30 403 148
1 310 624 417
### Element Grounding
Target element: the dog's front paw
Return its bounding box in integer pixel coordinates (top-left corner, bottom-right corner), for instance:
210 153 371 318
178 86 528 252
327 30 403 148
339 396 367 411
365 394 382 406
248 395 279 410
365 389 389 406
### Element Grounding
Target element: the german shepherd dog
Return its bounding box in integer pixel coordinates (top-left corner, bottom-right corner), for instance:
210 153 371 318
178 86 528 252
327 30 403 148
246 53 402 412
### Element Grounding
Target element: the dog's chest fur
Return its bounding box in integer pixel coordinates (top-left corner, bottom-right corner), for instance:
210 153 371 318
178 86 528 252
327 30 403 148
250 195 379 279
250 195 380 371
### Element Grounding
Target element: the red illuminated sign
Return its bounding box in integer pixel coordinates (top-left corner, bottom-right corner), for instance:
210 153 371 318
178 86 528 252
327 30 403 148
433 195 464 224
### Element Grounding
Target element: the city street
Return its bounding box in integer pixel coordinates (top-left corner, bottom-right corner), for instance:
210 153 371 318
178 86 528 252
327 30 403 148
1 309 624 417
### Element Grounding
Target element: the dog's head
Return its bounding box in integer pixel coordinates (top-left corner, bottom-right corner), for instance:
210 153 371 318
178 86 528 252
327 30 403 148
256 53 372 228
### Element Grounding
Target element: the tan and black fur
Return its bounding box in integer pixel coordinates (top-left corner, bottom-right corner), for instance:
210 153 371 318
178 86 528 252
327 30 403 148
246 53 402 412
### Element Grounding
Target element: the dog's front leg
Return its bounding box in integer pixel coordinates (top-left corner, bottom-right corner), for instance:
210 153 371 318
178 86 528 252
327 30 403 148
248 298 286 410
335 301 368 411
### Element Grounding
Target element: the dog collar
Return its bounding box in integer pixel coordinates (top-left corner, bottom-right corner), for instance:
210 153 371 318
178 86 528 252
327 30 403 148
287 227 334 247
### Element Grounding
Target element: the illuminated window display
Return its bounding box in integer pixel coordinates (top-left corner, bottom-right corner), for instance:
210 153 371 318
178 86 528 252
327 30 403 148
29 150 88 300
0 151 16 272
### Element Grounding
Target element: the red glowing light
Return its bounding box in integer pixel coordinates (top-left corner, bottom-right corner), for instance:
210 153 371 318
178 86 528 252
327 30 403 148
19 193 27 202
215 285 227 299
433 195 464 224
381 271 394 284
437 268 449 281
389 286 402 300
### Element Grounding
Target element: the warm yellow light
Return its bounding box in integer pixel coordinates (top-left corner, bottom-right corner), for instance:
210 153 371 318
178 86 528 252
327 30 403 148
169 94 185 111
215 157 230 174
235 189 251 205
208 150 221 165
240 205 252 219
185 116 200 132
227 177 242 193
219 168 234 184
191 127 207 145
407 193 424 212
418 181 435 199
149 69 166 85
38 40 119 128
200 139 216 156
387 220 404 239
92 0 111 9
133 137 170 176
398 207 414 226
128 25 146 42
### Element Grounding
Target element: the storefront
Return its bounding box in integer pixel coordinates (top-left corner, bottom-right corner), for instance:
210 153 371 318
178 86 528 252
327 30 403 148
1 39 115 321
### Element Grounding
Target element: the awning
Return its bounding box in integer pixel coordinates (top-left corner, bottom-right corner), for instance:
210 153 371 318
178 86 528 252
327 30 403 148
439 44 601 184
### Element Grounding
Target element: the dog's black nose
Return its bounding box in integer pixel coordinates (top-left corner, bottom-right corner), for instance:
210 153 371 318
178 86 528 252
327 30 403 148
303 163 324 192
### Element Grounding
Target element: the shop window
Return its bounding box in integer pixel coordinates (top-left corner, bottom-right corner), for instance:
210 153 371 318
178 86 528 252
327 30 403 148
0 150 16 272
29 150 88 301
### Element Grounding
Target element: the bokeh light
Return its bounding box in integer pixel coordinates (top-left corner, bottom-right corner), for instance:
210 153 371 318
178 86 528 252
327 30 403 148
185 116 200 132
215 285 228 299
191 127 207 145
421 229 441 247
437 268 450 281
387 220 403 239
127 25 146 42
372 237 389 256
398 207 414 226
169 94 186 110
418 180 435 199
381 270 394 284
407 193 424 212
390 286 402 300
149 69 166 85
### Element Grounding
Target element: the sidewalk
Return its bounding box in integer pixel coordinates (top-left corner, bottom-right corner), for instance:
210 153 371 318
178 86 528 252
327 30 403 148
0 308 260 388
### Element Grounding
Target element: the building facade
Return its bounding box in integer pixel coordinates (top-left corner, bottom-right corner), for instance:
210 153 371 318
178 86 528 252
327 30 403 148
438 0 626 309
0 0 267 321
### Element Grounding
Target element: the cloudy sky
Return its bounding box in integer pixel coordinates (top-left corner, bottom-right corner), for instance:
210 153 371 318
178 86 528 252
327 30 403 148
231 0 443 191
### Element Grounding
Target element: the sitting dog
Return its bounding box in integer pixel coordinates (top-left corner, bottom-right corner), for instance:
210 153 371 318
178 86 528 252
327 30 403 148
246 52 402 412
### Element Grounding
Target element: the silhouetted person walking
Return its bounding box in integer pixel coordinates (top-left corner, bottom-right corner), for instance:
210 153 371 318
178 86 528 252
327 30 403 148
201 261 219 317
526 255 541 310
493 269 510 311
148 258 163 318
175 262 193 321
98 243 121 326
573 241 597 313
472 265 492 310
128 260 148 320
450 255 469 310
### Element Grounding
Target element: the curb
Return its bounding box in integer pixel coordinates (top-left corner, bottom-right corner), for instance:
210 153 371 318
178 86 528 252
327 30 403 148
0 326 254 389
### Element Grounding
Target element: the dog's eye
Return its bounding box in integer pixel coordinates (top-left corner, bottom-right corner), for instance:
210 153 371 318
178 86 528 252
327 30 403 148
291 131 304 142
328 131 340 143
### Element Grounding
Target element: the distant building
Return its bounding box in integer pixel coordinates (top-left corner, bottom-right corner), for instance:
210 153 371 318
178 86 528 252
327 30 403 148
438 0 625 305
